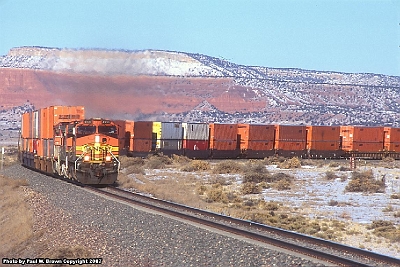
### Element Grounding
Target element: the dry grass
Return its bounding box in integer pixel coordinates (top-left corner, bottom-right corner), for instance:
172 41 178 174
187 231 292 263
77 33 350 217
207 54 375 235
119 156 145 169
0 175 32 257
212 160 243 174
277 157 301 169
242 161 270 183
367 220 400 242
345 169 386 193
325 171 338 180
263 156 286 165
117 156 399 251
120 160 344 241
0 173 95 261
181 160 211 172
0 146 19 167
122 171 207 208
390 193 400 199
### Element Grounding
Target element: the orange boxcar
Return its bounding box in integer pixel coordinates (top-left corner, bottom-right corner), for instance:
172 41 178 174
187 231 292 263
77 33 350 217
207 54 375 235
237 124 275 158
340 126 385 152
274 125 307 157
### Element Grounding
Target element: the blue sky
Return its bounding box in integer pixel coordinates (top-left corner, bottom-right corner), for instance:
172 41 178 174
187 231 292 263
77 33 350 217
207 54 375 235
0 0 399 76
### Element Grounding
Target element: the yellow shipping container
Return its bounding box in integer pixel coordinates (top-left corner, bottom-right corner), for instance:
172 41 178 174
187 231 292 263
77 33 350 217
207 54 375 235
152 122 162 149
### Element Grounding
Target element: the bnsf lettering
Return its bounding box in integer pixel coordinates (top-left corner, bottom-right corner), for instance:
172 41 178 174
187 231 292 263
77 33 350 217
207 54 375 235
59 114 81 119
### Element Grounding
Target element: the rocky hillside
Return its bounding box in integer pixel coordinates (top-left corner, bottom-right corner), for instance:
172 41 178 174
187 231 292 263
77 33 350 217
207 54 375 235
1 46 399 126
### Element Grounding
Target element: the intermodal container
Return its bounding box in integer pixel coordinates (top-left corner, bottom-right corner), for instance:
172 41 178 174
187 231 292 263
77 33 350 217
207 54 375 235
209 123 238 150
384 127 400 152
340 126 385 152
183 122 209 140
21 138 32 152
153 122 183 150
21 112 31 138
21 106 85 155
132 121 153 152
160 139 182 150
161 122 183 140
183 139 209 151
133 121 153 139
51 106 85 126
37 106 85 139
237 124 275 151
33 110 40 138
306 126 341 151
152 122 162 150
274 125 307 155
40 107 49 139
133 139 152 152
182 122 210 158
114 120 134 154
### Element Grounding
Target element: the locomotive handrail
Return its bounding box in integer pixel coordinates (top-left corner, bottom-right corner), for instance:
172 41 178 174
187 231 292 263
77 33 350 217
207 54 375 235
107 146 121 172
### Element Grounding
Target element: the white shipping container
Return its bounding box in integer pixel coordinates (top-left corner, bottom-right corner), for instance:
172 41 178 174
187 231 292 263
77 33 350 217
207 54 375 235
183 123 209 140
161 122 183 139
33 111 40 139
161 140 182 150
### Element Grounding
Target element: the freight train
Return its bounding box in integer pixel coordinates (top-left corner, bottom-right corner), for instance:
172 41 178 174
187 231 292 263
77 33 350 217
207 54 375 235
19 106 120 185
115 121 400 160
20 106 400 185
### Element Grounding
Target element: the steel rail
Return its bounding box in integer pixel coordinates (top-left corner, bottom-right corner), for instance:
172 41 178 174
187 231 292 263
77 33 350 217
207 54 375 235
88 186 400 267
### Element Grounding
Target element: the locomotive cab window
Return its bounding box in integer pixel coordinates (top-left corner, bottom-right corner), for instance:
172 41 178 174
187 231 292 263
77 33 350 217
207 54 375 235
98 125 118 138
76 126 96 137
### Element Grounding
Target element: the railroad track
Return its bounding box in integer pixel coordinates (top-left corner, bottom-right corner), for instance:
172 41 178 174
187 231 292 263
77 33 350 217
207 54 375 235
85 185 400 267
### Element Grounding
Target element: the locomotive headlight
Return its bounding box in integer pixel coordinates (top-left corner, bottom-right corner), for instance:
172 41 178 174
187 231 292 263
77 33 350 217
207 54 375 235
84 155 90 161
105 156 112 162
95 135 100 143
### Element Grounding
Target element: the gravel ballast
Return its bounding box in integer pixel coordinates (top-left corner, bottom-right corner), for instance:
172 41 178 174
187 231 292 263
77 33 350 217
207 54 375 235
1 164 328 267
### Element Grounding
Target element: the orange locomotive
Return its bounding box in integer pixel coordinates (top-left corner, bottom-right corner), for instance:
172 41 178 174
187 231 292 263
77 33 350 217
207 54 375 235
20 106 120 185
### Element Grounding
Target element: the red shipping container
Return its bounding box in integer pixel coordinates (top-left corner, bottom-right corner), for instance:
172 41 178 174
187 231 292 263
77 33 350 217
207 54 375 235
306 126 341 151
340 126 385 152
384 127 400 152
209 123 238 150
133 121 153 139
274 125 307 151
211 140 236 151
115 120 134 152
133 139 152 152
237 124 274 151
184 140 209 151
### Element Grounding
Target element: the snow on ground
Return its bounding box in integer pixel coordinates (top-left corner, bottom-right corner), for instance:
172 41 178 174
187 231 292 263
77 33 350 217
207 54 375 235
262 165 400 225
